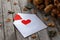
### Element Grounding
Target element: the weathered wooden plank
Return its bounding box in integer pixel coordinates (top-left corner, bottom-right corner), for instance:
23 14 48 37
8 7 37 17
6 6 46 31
37 12 50 40
10 0 29 40
38 29 50 40
2 0 16 40
0 0 4 40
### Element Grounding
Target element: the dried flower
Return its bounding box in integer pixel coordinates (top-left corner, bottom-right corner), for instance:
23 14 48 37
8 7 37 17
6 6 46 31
47 22 55 27
31 34 36 39
23 7 28 11
14 2 17 5
44 17 49 21
6 18 11 22
48 31 57 37
8 10 15 14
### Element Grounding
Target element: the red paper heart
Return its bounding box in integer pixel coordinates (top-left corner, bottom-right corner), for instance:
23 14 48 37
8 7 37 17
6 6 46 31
21 19 31 25
14 14 22 20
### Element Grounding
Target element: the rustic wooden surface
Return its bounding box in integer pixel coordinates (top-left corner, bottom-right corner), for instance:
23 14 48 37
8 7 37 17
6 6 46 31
0 0 60 40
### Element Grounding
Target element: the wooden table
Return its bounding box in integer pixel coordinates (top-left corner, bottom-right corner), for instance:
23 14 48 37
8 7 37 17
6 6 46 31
0 0 60 40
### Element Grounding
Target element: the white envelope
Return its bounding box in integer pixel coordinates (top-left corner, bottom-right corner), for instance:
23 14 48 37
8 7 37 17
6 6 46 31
13 13 47 38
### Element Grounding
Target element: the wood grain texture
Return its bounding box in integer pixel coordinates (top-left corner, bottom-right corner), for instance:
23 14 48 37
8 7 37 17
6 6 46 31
0 0 4 40
2 0 16 40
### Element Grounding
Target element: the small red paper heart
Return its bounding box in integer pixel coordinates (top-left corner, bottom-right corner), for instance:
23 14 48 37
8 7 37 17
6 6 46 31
21 19 31 25
14 14 22 20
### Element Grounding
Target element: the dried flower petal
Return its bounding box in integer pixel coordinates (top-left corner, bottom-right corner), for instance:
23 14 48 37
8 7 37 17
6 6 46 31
6 18 11 22
8 10 15 14
0 24 2 26
44 17 49 21
14 2 17 5
23 7 28 11
31 34 36 39
47 22 55 27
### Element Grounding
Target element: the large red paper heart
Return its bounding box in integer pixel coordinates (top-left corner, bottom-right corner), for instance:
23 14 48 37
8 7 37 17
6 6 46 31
14 14 22 20
21 19 31 25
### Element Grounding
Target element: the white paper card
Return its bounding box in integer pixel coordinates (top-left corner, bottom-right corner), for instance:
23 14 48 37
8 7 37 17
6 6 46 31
13 13 47 38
